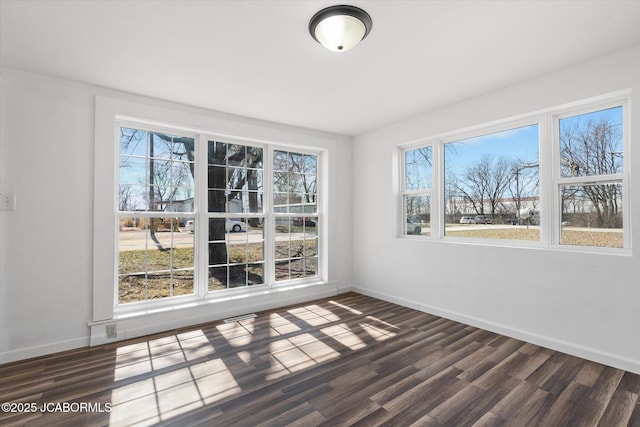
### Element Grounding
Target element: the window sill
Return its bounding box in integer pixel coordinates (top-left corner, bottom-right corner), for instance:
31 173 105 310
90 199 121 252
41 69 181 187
397 234 631 256
89 280 339 346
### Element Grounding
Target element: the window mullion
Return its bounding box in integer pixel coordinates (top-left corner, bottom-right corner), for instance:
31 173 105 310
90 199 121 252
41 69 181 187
434 141 444 239
264 145 275 286
540 114 554 247
196 133 209 298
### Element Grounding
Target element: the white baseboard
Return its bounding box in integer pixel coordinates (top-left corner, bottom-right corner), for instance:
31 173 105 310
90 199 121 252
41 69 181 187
2 282 349 364
0 336 90 365
352 286 640 375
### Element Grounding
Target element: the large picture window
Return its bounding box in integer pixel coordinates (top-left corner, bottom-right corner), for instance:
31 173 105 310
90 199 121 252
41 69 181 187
117 124 322 306
443 124 540 241
400 95 629 253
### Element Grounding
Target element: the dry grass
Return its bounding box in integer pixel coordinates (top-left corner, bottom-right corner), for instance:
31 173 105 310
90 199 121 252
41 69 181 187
444 226 622 248
446 227 540 241
118 239 317 303
560 229 623 248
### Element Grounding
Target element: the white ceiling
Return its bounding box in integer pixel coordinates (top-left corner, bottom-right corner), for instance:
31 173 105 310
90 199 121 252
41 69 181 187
2 0 640 136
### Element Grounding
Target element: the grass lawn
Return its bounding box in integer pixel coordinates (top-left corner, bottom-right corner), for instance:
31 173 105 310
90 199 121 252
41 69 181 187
118 239 318 303
444 226 622 247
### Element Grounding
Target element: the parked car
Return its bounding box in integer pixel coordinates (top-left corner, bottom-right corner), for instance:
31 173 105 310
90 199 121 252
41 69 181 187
293 217 316 227
474 215 494 224
406 219 422 235
460 216 474 224
183 219 247 233
226 219 247 232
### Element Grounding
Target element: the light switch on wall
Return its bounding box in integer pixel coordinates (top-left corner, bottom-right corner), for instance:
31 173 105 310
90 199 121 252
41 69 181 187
1 193 16 211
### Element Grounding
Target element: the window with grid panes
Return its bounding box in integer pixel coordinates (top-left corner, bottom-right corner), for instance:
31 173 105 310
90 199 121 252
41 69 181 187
273 150 319 282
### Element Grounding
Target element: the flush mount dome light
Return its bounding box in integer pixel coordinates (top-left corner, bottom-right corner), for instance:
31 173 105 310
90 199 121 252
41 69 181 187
309 5 372 52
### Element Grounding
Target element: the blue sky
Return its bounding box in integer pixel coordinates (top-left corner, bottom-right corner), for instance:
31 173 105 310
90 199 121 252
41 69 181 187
445 124 539 176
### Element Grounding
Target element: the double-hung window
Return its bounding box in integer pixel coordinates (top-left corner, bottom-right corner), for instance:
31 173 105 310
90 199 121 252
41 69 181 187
402 146 432 236
273 150 319 281
556 103 626 249
117 123 322 307
206 140 265 290
118 128 196 303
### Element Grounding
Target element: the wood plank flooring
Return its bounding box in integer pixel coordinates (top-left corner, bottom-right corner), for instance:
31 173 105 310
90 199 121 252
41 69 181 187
1 292 639 426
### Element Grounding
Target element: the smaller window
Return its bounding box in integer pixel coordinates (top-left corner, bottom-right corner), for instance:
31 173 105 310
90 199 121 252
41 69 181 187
117 128 196 304
402 146 432 236
273 150 319 282
207 140 265 291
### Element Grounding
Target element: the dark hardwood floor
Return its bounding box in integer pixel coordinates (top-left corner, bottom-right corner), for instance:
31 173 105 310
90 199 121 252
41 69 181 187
1 292 639 426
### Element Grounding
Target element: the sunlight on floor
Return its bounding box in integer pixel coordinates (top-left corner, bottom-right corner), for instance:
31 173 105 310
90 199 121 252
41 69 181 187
108 300 399 426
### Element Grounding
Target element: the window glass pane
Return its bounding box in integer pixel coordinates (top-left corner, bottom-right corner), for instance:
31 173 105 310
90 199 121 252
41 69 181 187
247 146 263 169
170 187 194 212
304 155 317 175
304 257 318 278
118 217 194 304
404 195 430 236
405 147 432 190
274 150 289 171
209 266 227 291
227 144 245 166
275 218 291 260
119 184 148 211
560 106 623 178
120 128 147 157
149 132 173 160
247 263 264 286
172 138 194 162
273 171 289 192
274 192 288 211
119 156 147 185
208 141 227 165
444 124 540 241
561 183 623 248
207 190 227 213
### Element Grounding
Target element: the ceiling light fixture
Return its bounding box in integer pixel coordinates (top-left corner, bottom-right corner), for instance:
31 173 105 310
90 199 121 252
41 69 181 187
309 5 372 52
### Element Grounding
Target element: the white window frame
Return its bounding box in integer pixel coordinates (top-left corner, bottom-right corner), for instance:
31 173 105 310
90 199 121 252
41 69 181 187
551 98 630 252
115 122 200 309
92 97 328 332
270 147 322 285
400 142 434 237
113 123 324 313
398 92 631 255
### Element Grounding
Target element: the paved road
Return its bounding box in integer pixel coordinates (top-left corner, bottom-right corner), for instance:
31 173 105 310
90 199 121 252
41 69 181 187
119 229 314 251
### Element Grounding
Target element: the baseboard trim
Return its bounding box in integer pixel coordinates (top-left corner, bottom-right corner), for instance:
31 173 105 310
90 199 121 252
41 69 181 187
352 286 640 375
0 336 90 365
2 282 350 364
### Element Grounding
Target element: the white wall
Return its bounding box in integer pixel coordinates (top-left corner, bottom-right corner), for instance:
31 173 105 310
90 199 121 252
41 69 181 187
352 45 640 374
0 69 353 362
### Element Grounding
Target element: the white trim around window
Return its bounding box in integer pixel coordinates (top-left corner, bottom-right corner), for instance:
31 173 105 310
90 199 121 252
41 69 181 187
91 96 335 346
399 92 631 255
